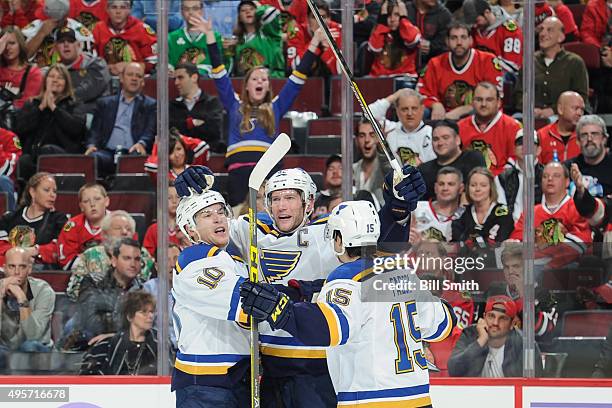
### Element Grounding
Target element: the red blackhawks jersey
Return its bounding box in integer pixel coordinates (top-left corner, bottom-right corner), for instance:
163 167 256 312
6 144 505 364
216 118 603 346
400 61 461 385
458 111 520 176
287 20 341 75
417 49 503 110
92 16 157 73
69 0 108 31
368 18 421 77
537 122 579 164
144 135 210 176
473 19 522 74
57 213 105 269
0 128 22 180
444 289 474 329
511 195 592 268
143 222 180 258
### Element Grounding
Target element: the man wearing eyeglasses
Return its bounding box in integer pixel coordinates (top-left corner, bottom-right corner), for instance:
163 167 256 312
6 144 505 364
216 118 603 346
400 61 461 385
565 114 612 198
0 247 55 368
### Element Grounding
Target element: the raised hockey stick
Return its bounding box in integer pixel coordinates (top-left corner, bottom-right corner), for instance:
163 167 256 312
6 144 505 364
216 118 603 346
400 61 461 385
306 0 402 175
247 132 292 408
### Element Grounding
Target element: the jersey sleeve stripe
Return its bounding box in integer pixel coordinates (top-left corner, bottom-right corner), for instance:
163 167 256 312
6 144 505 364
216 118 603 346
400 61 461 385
176 352 247 363
174 361 234 375
227 277 246 321
318 302 341 346
175 260 182 274
337 383 430 402
353 267 375 282
260 346 326 359
336 396 432 407
423 301 453 342
329 303 350 345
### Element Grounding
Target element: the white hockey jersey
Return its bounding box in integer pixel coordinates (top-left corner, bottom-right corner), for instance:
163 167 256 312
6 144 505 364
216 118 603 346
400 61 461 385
171 243 250 389
413 200 465 242
318 259 454 407
229 213 341 376
369 98 436 167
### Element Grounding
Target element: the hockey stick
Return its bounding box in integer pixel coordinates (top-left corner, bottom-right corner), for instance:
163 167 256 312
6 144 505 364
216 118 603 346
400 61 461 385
306 0 402 175
247 132 292 408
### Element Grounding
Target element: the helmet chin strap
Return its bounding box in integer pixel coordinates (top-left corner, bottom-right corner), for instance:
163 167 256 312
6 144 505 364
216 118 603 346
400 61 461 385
332 238 346 257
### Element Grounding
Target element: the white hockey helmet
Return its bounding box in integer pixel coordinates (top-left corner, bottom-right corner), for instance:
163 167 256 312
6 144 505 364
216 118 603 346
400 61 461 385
176 190 231 244
264 168 317 229
324 201 380 256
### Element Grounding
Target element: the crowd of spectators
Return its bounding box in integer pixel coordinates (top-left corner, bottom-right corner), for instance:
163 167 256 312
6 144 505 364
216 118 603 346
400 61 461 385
0 0 609 379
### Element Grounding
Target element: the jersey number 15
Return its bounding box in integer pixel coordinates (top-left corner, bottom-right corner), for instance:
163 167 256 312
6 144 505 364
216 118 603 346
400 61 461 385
390 301 428 374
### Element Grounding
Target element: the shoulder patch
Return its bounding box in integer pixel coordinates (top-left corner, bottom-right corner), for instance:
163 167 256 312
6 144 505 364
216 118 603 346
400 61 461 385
492 57 503 71
176 243 222 271
13 136 21 150
308 215 329 226
63 221 75 232
503 20 518 32
78 26 91 37
495 205 509 216
144 23 155 36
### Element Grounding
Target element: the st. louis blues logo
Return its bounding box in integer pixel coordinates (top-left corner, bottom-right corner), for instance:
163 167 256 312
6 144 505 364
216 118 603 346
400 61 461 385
260 250 302 282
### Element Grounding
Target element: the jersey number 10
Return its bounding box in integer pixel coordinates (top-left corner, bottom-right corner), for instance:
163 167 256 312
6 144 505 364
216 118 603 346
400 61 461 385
390 301 428 374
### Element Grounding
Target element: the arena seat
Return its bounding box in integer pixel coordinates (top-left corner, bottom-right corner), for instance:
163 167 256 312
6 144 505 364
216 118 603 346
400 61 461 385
330 77 395 115
564 42 601 70
117 155 147 174
54 174 87 192
307 117 342 136
567 3 585 27
54 192 80 218
144 77 325 115
306 136 341 155
38 155 97 183
561 310 612 337
542 266 606 291
112 174 155 192
208 155 225 172
284 155 327 172
32 271 71 292
212 173 228 195
108 191 156 226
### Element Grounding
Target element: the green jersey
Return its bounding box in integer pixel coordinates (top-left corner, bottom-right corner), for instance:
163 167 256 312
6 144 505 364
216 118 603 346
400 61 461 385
234 5 285 78
168 27 224 77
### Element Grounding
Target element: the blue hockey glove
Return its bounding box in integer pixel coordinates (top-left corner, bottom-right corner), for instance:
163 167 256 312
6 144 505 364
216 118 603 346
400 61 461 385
240 281 293 330
383 165 426 220
174 166 215 197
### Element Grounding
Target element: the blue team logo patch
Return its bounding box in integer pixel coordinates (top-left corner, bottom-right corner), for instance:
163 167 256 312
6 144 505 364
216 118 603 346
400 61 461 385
260 250 302 282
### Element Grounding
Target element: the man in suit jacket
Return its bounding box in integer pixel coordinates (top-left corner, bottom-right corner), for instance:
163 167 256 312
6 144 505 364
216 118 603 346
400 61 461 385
85 62 156 177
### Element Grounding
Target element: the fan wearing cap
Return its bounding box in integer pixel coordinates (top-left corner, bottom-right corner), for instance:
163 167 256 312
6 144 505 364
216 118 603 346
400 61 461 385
171 190 252 407
449 294 542 377
463 0 523 76
54 26 111 116
240 201 456 407
495 129 543 222
92 0 157 75
22 0 95 68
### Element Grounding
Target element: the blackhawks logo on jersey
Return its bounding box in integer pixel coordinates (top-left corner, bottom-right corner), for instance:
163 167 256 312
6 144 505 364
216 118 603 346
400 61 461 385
423 227 445 242
179 47 206 65
503 20 518 32
236 47 266 77
470 140 498 170
77 12 99 32
104 37 136 64
444 80 474 109
260 249 302 282
536 218 568 246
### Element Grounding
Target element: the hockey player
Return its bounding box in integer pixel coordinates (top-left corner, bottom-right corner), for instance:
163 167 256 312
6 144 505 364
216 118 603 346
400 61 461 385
175 164 426 407
240 200 456 407
172 190 251 408
417 21 503 121
463 0 523 76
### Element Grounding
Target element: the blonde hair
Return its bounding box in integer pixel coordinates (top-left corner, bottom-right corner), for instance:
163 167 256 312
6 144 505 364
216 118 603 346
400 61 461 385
21 172 55 207
466 167 498 204
239 66 275 137
78 182 107 201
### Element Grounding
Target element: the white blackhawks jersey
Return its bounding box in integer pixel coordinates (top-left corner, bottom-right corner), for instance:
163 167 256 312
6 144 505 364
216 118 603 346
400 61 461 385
229 213 340 366
171 243 250 381
318 260 454 407
413 200 465 242
369 98 436 167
